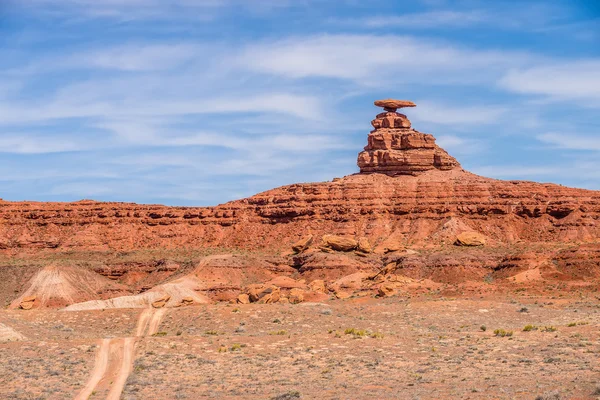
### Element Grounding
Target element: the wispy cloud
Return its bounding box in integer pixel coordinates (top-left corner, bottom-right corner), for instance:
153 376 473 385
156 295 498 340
0 0 598 204
537 132 600 151
0 91 325 126
0 135 85 154
499 60 600 106
72 44 202 71
236 34 536 85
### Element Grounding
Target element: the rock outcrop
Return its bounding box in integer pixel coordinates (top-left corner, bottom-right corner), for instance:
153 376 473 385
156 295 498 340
3 97 599 310
0 98 598 255
455 231 487 246
358 99 460 175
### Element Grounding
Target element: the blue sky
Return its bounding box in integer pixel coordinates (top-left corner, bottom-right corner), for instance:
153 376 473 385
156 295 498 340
0 0 599 205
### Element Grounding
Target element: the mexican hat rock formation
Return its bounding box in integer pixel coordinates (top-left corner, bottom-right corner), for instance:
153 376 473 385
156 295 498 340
2 97 600 310
358 99 460 175
0 97 599 254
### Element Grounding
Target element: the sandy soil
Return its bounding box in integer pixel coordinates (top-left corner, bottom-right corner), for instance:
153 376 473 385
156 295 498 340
71 307 168 400
0 295 599 400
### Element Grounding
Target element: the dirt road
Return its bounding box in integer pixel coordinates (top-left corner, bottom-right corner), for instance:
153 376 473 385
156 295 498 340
73 338 110 400
74 308 167 400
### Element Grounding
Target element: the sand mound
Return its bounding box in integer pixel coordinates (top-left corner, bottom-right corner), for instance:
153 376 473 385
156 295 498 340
65 254 294 310
9 264 130 309
191 254 294 290
0 323 26 342
64 274 211 311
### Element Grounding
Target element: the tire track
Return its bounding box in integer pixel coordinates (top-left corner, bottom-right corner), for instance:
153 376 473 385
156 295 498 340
75 307 167 400
147 308 167 336
135 308 153 337
74 338 110 400
106 337 135 400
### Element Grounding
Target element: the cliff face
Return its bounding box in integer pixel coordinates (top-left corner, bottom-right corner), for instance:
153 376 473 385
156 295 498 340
1 170 599 252
3 99 600 310
0 99 598 254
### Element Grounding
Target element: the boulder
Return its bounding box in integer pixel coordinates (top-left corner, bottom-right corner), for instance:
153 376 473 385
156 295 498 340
308 279 327 293
455 232 486 246
356 237 372 253
19 296 36 310
246 284 269 302
288 288 305 304
378 284 397 297
334 290 352 299
178 296 195 307
237 293 250 304
321 234 358 252
259 287 281 304
292 235 313 253
152 295 171 308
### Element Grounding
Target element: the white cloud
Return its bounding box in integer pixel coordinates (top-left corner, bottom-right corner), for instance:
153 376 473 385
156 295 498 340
0 92 325 126
0 135 87 154
236 34 535 85
536 132 600 151
500 60 600 105
76 44 202 71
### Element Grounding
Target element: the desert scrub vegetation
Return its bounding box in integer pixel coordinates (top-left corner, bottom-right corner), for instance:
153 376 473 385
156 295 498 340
342 328 384 339
152 331 167 337
270 391 301 400
493 329 513 337
567 321 588 327
344 327 367 337
541 326 557 332
268 330 288 336
523 325 538 332
230 343 245 351
218 343 247 352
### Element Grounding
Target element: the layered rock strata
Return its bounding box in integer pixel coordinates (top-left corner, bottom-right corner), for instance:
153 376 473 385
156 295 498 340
358 99 460 175
1 170 599 252
0 99 598 253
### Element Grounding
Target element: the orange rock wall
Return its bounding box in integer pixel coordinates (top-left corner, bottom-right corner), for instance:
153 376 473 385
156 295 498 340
1 170 599 253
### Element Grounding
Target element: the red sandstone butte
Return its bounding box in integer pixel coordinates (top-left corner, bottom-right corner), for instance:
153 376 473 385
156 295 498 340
0 99 598 254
